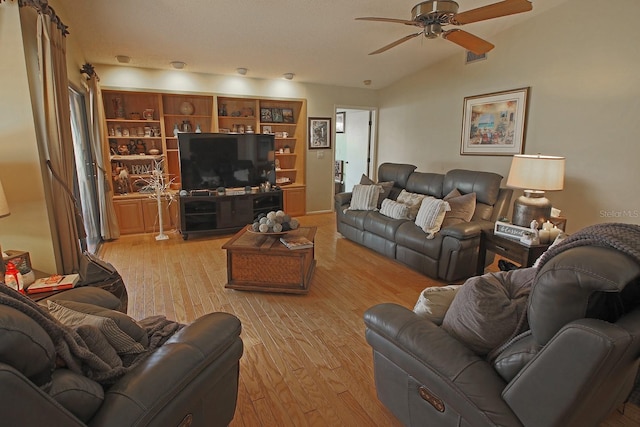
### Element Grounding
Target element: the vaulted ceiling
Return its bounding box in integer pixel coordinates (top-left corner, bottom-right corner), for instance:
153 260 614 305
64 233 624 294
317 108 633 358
55 0 570 89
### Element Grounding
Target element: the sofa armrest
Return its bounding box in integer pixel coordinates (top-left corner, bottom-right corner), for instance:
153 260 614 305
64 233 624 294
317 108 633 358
91 312 243 427
439 219 494 240
334 191 352 207
503 318 638 427
364 303 520 426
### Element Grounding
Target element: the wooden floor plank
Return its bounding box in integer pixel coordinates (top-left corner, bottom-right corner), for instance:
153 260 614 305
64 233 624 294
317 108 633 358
98 212 638 427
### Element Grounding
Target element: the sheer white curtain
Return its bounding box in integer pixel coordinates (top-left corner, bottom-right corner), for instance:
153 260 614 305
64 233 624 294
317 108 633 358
86 71 120 240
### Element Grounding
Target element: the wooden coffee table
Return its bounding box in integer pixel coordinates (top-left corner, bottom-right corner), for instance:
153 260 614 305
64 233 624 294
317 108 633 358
222 226 316 294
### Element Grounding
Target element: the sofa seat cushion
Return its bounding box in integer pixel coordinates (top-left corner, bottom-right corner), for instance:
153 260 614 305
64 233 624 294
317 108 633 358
340 209 371 231
49 369 104 422
395 221 443 259
364 211 408 241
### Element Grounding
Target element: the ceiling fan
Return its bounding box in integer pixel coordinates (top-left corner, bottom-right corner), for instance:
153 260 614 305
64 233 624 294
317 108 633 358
356 0 532 55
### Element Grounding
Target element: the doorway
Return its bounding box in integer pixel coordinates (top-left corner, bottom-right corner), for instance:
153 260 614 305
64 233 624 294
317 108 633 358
334 107 377 196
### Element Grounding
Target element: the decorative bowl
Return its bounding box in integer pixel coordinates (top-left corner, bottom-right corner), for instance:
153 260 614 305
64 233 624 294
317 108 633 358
245 225 288 236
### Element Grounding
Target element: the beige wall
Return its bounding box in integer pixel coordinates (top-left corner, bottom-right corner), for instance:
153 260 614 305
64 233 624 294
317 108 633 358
0 2 58 272
377 0 640 232
94 65 378 213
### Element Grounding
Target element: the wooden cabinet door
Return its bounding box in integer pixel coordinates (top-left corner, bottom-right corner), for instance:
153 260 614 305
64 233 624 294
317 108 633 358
113 199 145 234
142 198 175 233
283 187 306 217
216 196 253 229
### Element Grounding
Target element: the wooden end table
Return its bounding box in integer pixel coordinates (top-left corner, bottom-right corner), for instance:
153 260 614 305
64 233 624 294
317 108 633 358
477 230 550 275
222 226 316 294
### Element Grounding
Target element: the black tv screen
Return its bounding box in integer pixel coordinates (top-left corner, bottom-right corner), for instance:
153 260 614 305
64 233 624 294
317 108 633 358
178 133 275 191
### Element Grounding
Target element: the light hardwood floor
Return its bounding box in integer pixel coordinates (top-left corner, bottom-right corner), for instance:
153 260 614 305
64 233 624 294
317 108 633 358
99 213 640 427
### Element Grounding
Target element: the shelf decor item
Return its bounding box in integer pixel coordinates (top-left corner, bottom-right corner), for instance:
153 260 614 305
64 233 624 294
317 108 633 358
460 87 529 155
179 101 195 115
308 117 332 149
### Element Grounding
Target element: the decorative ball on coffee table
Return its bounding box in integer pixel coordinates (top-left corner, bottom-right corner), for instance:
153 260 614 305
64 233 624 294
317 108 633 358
251 210 299 234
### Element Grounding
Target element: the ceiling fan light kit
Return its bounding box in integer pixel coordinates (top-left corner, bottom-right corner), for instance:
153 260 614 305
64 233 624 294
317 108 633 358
356 0 532 55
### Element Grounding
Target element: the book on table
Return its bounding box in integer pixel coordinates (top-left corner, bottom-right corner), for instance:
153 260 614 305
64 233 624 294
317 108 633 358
27 274 80 294
280 235 314 250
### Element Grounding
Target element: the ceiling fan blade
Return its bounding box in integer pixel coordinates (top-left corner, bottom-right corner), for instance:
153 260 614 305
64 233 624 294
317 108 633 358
443 29 495 55
356 17 418 26
453 0 532 25
368 32 422 55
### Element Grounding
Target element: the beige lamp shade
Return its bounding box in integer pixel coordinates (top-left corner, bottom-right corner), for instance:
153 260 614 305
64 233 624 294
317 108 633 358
506 154 565 191
0 179 10 218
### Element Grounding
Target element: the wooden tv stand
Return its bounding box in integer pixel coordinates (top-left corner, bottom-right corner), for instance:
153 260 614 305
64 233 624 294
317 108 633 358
178 190 283 240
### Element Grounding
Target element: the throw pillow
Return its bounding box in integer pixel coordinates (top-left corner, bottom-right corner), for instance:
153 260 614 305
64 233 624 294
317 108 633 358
360 174 394 207
396 190 426 220
413 285 461 325
414 197 450 238
442 191 476 227
48 300 147 355
379 198 409 220
348 184 381 211
441 268 536 356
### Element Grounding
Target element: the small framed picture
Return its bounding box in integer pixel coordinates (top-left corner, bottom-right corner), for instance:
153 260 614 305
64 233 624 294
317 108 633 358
308 117 331 150
262 125 272 134
336 111 345 133
282 108 294 123
272 108 283 123
260 108 273 123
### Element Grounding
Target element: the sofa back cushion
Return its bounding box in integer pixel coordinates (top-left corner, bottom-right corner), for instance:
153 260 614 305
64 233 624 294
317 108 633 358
378 163 417 199
405 172 444 198
443 169 503 221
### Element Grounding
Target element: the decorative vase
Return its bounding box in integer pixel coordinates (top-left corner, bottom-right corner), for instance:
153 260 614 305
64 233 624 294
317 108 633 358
195 124 202 133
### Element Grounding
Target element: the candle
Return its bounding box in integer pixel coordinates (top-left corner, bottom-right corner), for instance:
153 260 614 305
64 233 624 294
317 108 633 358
549 226 561 242
542 221 554 231
538 229 550 244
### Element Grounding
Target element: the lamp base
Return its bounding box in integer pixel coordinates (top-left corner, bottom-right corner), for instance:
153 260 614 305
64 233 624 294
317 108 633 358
512 190 552 227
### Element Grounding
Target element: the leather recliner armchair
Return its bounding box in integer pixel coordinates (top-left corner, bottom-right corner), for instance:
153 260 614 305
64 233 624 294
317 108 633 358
0 287 243 427
364 244 640 427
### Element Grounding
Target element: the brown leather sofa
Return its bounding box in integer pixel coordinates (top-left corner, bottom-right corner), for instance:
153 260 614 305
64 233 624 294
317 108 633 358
335 163 513 281
0 286 243 426
364 240 640 426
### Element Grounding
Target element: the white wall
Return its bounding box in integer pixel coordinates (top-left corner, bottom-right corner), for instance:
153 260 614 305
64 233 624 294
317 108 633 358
377 0 640 232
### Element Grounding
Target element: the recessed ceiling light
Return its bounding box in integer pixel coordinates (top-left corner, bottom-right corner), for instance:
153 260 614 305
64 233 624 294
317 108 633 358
115 55 130 64
236 67 248 75
170 61 186 70
283 73 295 80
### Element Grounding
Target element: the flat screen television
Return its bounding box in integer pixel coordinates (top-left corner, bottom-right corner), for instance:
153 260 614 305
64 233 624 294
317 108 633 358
178 133 275 191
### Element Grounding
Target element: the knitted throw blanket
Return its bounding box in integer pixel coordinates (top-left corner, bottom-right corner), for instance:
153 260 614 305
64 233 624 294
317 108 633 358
0 286 183 385
535 222 640 273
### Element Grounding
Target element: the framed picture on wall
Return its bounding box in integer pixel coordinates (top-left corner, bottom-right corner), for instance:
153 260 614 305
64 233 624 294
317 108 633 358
308 117 332 149
460 87 529 155
336 111 345 133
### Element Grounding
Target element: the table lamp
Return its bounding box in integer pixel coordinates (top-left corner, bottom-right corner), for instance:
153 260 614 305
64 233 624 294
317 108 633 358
506 154 565 227
0 178 11 279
